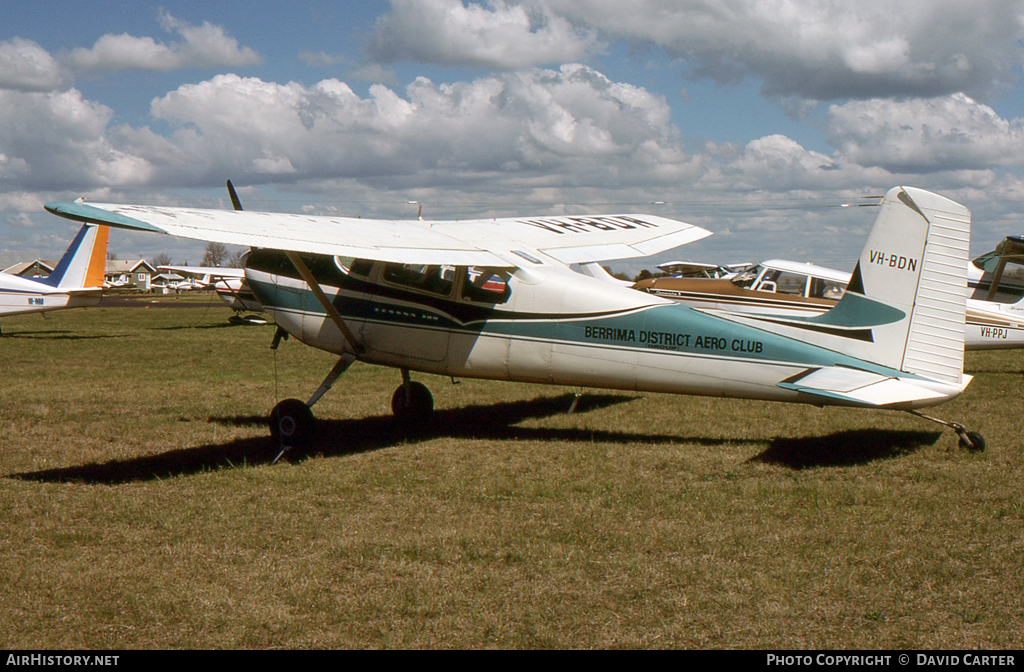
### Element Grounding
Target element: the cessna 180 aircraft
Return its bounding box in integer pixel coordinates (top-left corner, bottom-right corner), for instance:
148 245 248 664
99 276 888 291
637 241 1024 351
44 185 985 452
1 222 108 327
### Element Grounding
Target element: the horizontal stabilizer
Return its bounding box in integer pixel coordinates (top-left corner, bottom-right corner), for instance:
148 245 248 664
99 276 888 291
777 366 964 407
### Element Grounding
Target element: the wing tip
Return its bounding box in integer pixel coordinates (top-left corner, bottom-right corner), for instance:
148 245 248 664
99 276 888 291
45 201 167 234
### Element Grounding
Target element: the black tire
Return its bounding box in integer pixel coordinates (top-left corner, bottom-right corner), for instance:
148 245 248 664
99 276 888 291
959 431 986 452
391 382 433 422
269 398 316 448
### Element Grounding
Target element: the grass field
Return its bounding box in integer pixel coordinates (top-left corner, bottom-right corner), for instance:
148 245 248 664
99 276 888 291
1 294 1022 649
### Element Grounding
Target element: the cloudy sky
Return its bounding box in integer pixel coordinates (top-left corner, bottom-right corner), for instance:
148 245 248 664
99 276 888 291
4 0 1024 272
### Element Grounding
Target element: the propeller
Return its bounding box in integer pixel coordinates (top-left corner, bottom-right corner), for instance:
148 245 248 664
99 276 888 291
227 179 243 211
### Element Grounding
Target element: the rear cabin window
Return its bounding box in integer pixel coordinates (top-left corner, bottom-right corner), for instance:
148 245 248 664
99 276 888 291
381 263 454 297
809 277 847 300
461 267 512 304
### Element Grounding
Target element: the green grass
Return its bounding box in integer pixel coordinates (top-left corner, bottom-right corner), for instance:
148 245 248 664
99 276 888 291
1 295 1022 649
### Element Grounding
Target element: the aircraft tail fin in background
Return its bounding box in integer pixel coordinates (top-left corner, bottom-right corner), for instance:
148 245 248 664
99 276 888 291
840 186 971 384
42 224 109 290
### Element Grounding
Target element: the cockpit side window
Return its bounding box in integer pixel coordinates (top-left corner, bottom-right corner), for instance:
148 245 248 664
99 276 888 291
460 267 512 304
756 270 807 296
971 259 1024 303
381 263 454 297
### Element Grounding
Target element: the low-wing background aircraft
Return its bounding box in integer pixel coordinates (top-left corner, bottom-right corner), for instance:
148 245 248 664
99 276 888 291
158 264 266 324
1 222 109 328
44 185 984 453
637 244 1023 351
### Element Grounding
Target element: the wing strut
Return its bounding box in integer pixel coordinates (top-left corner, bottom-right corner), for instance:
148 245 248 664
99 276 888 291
284 251 364 355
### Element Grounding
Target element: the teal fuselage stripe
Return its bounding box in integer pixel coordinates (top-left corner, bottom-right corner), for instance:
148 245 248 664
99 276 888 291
248 277 913 380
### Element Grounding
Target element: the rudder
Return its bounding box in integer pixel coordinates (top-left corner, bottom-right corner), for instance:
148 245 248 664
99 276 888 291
845 186 971 384
43 224 109 290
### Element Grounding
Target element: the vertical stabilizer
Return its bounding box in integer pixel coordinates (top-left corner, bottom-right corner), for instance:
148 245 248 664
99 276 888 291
847 187 971 384
43 224 109 290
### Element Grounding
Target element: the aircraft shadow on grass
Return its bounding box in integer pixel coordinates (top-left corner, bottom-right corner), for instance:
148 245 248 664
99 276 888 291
8 394 940 485
150 323 241 332
752 429 942 469
1 330 129 341
11 393 634 485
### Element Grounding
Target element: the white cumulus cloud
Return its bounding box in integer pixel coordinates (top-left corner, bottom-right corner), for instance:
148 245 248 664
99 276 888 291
539 0 1024 101
367 0 602 70
137 65 683 188
0 38 72 92
0 88 152 190
64 11 262 73
826 94 1024 172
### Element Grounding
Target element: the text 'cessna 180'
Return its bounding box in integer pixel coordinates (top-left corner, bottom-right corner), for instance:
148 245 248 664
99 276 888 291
44 185 985 453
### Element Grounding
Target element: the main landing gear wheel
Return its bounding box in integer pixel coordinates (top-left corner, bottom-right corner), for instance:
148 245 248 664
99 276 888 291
392 381 433 423
270 398 316 450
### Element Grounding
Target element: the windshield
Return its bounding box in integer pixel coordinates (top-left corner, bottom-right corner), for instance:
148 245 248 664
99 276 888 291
730 268 760 289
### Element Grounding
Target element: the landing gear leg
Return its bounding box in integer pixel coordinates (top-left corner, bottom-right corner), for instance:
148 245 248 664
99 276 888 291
905 410 986 452
392 369 434 423
567 389 583 414
268 353 357 462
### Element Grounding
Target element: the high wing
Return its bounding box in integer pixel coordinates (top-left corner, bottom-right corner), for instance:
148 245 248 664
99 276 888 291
44 202 711 267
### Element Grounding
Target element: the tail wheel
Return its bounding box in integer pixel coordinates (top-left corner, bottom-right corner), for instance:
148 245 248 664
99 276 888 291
959 431 986 452
392 382 433 422
269 398 316 448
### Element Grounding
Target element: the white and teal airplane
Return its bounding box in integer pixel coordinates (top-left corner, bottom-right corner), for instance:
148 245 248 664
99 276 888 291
1 222 109 323
44 186 984 452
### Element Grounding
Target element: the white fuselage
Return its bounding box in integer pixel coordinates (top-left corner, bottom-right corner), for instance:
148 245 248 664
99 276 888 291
0 273 101 317
640 273 1024 351
244 256 965 410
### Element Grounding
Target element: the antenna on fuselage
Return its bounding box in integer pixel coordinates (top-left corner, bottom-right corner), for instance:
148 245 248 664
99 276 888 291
227 179 243 211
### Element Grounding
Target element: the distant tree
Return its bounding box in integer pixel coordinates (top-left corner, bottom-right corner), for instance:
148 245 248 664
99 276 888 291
201 242 228 267
151 252 172 267
227 248 246 268
107 251 118 260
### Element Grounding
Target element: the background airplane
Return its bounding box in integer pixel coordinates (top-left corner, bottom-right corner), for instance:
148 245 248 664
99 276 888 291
158 264 266 324
44 186 984 454
0 222 108 331
637 241 1024 351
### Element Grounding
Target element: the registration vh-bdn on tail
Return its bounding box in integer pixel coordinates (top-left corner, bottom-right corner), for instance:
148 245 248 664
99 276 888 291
44 185 985 454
